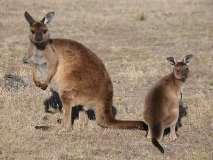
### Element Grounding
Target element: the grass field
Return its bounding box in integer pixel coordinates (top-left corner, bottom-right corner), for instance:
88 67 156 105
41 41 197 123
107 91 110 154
0 0 213 159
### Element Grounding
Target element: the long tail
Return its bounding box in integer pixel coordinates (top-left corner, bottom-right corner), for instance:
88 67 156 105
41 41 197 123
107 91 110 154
151 138 164 153
96 100 148 130
98 119 148 130
151 124 164 153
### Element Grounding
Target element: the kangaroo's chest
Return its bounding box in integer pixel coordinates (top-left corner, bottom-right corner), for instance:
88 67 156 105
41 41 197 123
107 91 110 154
31 49 47 65
32 48 49 81
31 45 59 91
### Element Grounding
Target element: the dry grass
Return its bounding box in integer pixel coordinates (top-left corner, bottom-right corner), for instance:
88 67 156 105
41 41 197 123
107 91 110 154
0 0 213 159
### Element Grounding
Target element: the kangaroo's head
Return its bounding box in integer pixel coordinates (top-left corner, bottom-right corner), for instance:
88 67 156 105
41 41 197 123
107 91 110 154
23 11 55 64
24 11 55 47
167 54 193 82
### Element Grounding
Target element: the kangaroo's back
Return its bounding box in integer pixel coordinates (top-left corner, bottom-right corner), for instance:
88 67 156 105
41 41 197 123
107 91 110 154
50 38 112 100
52 38 107 74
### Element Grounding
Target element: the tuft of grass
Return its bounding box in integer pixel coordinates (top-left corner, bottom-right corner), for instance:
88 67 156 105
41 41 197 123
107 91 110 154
136 12 145 21
209 81 213 86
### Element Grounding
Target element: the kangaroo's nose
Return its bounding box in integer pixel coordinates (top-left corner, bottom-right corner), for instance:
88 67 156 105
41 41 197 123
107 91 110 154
35 32 43 42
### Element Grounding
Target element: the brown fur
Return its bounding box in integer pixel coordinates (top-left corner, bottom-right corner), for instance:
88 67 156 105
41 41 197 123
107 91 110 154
24 11 147 130
143 55 193 153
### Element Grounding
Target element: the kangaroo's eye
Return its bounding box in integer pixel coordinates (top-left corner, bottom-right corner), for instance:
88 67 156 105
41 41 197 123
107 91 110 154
183 65 188 70
30 27 35 34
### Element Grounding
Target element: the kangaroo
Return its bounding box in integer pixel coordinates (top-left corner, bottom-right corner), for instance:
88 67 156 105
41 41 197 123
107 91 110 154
143 55 193 153
23 11 147 131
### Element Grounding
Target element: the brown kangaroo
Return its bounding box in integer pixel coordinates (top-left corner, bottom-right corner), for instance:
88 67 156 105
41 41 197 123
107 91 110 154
143 55 193 153
23 11 147 131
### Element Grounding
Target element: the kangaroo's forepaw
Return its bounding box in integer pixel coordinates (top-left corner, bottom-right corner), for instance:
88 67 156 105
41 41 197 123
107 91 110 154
40 83 48 90
34 80 48 90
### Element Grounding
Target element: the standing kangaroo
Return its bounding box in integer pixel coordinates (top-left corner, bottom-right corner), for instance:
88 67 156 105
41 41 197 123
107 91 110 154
23 11 147 131
143 55 193 153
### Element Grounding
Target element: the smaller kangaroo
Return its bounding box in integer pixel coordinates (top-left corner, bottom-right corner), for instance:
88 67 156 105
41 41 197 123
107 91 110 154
23 11 147 131
143 55 193 153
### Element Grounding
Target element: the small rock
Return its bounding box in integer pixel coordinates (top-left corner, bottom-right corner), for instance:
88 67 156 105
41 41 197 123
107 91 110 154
57 119 62 124
34 125 50 131
4 74 28 90
42 115 48 121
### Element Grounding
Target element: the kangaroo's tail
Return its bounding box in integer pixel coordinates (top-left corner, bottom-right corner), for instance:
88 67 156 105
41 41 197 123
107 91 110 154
98 119 148 130
151 123 164 153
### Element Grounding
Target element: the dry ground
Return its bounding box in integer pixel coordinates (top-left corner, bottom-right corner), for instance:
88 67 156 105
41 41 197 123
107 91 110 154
0 0 213 159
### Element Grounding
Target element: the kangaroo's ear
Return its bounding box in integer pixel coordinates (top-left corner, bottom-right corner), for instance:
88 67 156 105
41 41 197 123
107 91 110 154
24 11 35 26
183 54 193 64
41 12 55 24
167 56 176 65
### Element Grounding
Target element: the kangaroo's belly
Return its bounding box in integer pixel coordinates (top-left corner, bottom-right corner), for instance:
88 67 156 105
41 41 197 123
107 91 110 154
36 64 48 81
163 106 179 128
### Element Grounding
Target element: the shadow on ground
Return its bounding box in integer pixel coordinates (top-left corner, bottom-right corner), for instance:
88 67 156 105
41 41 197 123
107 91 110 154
44 89 117 123
44 89 188 134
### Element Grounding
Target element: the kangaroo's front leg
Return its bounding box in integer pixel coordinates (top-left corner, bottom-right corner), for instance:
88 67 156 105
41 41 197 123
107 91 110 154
44 61 57 85
32 61 57 90
60 90 78 131
32 66 48 90
32 66 47 89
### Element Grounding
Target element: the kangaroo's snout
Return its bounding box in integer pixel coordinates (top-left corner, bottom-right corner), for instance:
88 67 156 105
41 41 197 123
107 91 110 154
35 32 43 42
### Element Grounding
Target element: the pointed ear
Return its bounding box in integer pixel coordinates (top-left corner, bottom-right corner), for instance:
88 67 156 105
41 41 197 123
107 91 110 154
41 12 55 24
167 57 176 65
24 11 35 26
183 54 193 64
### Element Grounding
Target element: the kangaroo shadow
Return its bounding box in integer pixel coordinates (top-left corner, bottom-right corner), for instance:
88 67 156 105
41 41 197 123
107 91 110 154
44 89 117 122
44 89 186 133
43 89 63 113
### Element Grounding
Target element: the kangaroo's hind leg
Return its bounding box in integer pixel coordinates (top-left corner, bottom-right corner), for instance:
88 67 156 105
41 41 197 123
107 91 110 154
169 124 177 141
60 90 78 131
150 123 164 153
95 100 114 128
146 125 152 139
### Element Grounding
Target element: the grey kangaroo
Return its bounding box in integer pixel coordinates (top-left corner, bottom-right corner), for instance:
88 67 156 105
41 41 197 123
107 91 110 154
23 11 147 131
143 55 193 153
